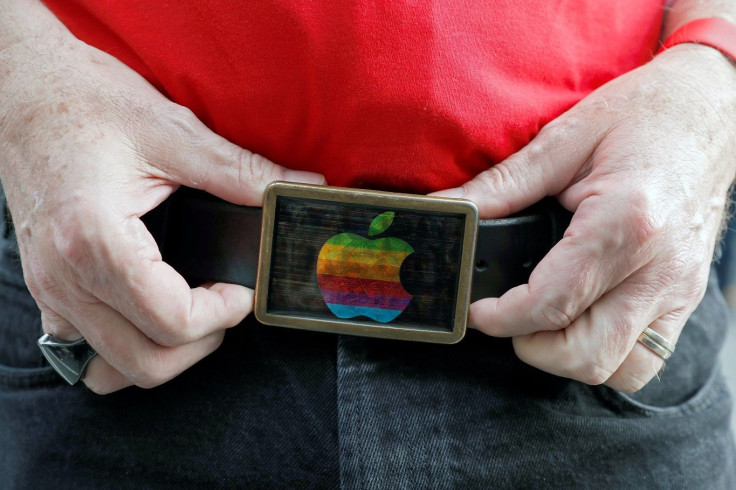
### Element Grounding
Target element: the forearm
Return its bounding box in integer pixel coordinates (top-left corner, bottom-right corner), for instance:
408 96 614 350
0 0 69 50
0 1 79 187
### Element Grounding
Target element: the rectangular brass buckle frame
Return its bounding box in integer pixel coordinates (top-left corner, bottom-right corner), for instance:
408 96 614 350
254 182 478 343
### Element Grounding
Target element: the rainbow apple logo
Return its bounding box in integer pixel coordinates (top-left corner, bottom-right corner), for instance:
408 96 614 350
316 211 414 323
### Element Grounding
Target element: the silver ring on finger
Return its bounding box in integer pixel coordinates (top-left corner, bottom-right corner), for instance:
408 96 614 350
637 327 675 361
37 334 98 385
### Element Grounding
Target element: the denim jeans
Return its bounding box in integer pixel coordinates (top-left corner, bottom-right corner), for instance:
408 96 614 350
1 185 735 489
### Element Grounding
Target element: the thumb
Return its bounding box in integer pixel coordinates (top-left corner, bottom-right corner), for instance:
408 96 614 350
143 106 325 206
431 115 606 219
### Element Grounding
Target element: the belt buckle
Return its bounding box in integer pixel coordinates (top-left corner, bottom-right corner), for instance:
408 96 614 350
254 182 478 343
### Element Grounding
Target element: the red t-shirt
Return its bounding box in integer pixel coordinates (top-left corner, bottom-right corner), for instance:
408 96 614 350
43 1 664 193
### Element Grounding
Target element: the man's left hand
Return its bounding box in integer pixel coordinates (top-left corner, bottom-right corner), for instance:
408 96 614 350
433 44 736 392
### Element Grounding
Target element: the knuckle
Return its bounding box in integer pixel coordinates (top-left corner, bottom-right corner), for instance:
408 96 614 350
52 198 98 268
159 104 202 142
623 191 663 249
557 343 618 385
83 377 117 395
654 260 685 292
531 116 583 166
43 321 75 340
139 103 207 181
124 286 198 347
569 361 615 386
129 353 170 389
147 328 183 348
539 115 583 142
134 376 166 390
146 310 195 347
532 301 576 331
473 166 516 215
480 163 512 189
583 94 621 114
475 166 506 190
236 150 283 189
615 373 651 393
42 321 61 337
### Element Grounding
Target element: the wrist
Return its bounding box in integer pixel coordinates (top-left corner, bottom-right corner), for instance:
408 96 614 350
659 18 736 68
655 18 736 105
651 42 736 184
656 43 736 97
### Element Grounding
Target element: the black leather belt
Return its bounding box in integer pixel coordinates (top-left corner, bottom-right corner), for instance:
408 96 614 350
144 187 571 304
2 187 572 301
2 184 572 343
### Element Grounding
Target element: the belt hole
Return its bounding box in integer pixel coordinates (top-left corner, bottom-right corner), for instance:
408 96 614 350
475 259 488 272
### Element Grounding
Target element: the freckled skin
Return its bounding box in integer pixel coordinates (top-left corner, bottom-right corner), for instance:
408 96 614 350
0 0 326 394
2 0 736 395
434 42 736 392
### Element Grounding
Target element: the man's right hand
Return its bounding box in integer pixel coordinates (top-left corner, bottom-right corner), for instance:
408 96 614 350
0 0 324 394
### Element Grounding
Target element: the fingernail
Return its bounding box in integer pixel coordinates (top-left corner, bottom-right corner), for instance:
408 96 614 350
431 187 466 199
283 170 326 185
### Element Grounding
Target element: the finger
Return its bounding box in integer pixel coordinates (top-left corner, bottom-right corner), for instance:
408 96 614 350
67 296 226 390
40 309 80 340
469 195 653 337
112 251 254 347
430 107 611 218
142 105 325 206
81 356 131 395
605 312 685 393
510 275 662 386
55 209 253 346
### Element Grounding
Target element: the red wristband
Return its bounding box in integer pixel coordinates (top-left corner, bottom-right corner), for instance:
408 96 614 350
659 17 736 63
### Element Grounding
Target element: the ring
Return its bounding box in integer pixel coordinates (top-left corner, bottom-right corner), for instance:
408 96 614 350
637 327 675 361
37 334 98 385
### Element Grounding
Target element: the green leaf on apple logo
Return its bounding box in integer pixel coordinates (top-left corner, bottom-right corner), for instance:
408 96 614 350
368 211 395 236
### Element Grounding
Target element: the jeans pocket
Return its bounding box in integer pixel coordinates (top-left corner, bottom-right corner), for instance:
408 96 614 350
590 272 732 419
594 363 731 418
0 280 62 390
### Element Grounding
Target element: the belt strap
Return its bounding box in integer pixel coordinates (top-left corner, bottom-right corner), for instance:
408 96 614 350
145 188 571 302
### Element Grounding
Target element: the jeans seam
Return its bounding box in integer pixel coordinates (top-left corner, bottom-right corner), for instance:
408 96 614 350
601 363 728 418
